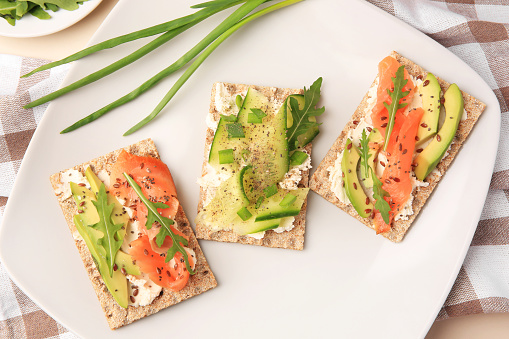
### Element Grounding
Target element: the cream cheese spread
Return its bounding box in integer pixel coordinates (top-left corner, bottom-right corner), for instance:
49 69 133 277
197 163 232 207
127 273 162 307
207 83 246 131
279 150 312 191
55 169 89 200
199 85 310 238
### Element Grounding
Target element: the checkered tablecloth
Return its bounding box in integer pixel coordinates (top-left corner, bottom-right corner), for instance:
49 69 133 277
1 1 509 338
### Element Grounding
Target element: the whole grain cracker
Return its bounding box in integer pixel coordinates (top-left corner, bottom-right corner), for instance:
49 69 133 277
50 139 217 329
195 82 310 250
310 51 486 242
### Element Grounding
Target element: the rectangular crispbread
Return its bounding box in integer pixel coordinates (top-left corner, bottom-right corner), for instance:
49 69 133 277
195 82 311 250
50 138 217 329
310 51 486 242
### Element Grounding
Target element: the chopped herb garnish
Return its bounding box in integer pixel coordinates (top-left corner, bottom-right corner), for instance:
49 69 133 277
263 184 278 198
255 196 264 209
226 122 245 138
218 148 234 164
247 108 267 123
290 150 308 166
123 173 195 275
237 206 252 221
220 114 238 122
279 193 297 207
286 77 325 152
371 168 391 224
358 129 371 178
90 183 124 278
235 94 244 109
383 65 409 151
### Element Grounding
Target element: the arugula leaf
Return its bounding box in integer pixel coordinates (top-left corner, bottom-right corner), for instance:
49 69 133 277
382 65 409 151
358 129 371 179
90 183 124 277
370 168 391 224
123 173 196 275
27 0 84 11
286 77 325 152
1 0 86 25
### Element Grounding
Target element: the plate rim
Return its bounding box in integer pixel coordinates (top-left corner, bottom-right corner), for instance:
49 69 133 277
0 0 502 337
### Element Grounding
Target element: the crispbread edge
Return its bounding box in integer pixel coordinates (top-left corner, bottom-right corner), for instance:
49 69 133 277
309 51 486 242
50 138 217 329
195 82 310 250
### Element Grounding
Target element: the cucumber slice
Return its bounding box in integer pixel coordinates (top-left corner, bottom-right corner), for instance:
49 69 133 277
234 217 280 235
195 165 250 230
255 188 309 222
240 89 289 201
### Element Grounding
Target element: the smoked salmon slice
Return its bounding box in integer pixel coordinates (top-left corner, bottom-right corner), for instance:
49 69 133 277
371 56 416 152
374 108 424 233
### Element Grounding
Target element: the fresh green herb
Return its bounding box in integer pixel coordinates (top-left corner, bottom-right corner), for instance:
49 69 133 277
255 196 264 209
226 122 245 138
289 150 308 166
358 129 371 179
90 183 124 277
218 149 234 164
279 193 297 207
247 108 267 123
123 173 195 275
0 0 86 26
286 77 325 152
237 206 252 221
220 114 238 122
20 0 302 135
22 1 244 78
371 168 391 224
125 0 302 135
27 0 255 114
263 184 278 198
382 65 409 151
235 94 244 109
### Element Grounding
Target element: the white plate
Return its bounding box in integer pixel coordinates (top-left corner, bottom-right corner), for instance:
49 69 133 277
0 0 500 338
0 0 102 38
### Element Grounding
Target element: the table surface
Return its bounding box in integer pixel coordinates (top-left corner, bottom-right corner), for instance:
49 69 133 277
1 1 508 338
